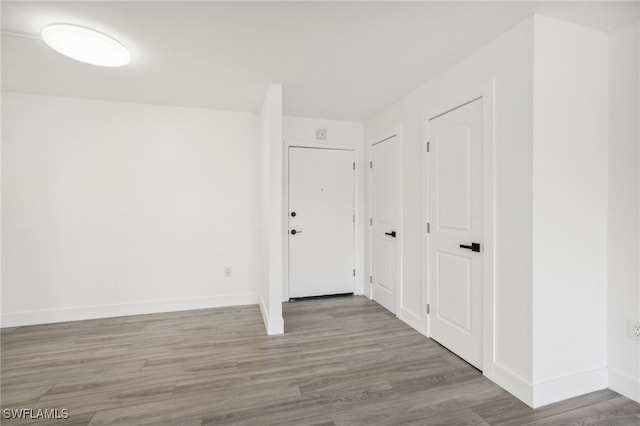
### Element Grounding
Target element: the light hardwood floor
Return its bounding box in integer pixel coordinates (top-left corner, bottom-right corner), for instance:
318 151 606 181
1 296 639 425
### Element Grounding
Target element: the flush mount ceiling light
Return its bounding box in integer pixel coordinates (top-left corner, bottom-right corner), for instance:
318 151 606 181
42 24 130 67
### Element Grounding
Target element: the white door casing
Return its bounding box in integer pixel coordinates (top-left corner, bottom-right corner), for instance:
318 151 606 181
371 136 400 314
428 98 484 369
288 147 355 298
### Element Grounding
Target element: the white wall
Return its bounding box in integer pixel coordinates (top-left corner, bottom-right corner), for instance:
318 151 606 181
1 93 261 326
259 84 284 335
531 15 609 407
282 116 365 296
365 16 535 404
608 18 640 403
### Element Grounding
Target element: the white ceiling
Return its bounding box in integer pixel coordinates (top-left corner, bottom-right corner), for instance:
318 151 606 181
2 1 638 121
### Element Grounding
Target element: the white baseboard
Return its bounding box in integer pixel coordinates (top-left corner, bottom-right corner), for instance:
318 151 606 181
397 307 426 336
532 368 608 408
259 295 270 333
490 362 534 407
259 295 284 335
1 292 259 328
266 316 284 335
488 364 609 409
609 367 640 403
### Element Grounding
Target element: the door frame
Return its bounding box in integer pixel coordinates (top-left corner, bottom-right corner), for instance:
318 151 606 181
422 80 496 375
283 142 361 301
366 128 403 315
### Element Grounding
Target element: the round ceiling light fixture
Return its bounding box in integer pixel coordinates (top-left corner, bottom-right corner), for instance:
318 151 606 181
42 24 131 67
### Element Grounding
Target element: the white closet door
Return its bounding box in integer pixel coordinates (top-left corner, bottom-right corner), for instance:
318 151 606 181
371 136 400 313
428 98 484 369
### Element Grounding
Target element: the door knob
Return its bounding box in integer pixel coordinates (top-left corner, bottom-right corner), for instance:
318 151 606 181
460 242 481 252
385 231 397 238
291 212 296 217
290 229 302 235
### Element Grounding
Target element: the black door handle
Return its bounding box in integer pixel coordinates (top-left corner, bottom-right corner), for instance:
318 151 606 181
385 231 397 238
290 229 302 235
460 242 481 252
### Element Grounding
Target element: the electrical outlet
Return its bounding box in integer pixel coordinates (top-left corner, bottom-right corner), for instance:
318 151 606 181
316 128 327 140
633 322 640 339
224 266 232 277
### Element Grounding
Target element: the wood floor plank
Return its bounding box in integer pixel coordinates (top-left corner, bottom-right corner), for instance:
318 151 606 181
200 396 336 426
0 384 52 407
88 382 301 425
331 378 508 426
1 344 132 370
399 408 490 426
39 373 181 403
471 389 624 425
139 415 202 426
520 400 640 425
1 296 638 426
1 360 147 388
609 395 640 416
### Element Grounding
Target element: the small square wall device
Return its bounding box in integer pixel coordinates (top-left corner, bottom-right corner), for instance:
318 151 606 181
316 128 327 140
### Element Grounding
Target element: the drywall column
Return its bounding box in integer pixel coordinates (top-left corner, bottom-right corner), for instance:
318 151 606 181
259 84 284 334
608 18 640 403
364 16 536 405
531 15 609 407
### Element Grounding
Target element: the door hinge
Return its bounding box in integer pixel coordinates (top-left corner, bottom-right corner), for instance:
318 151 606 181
426 141 430 152
353 269 356 277
370 218 373 226
426 222 430 233
369 275 373 283
427 304 430 314
353 162 355 170
369 161 373 168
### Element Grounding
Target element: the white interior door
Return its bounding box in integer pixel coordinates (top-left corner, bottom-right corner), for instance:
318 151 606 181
288 147 355 298
371 136 399 313
428 98 484 369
